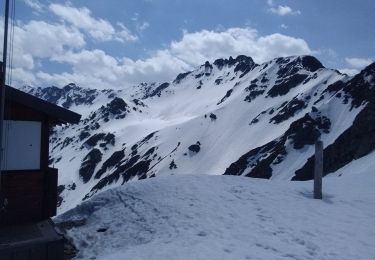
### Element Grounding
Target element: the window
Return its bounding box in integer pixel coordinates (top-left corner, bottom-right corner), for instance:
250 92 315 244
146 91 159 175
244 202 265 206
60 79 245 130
1 120 41 171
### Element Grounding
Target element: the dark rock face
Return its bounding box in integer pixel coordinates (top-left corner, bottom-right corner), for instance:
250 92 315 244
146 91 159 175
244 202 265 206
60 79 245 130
300 56 324 72
169 160 177 169
123 159 152 181
61 137 74 149
293 103 375 180
224 140 284 179
84 97 130 123
213 58 227 69
217 89 233 105
84 132 160 198
40 86 65 104
267 74 308 97
57 185 65 207
86 155 142 199
173 71 191 84
302 73 318 85
195 73 204 79
324 80 345 94
213 55 258 73
293 62 375 180
79 131 90 141
67 183 76 190
270 97 307 124
244 83 266 102
276 56 324 77
249 109 269 125
225 112 330 178
343 62 375 108
209 113 217 120
132 99 146 107
266 56 323 98
204 61 213 76
286 114 330 150
136 132 157 150
95 150 125 179
234 55 257 78
107 98 128 115
188 142 201 153
215 78 223 85
62 96 73 108
261 75 269 84
25 83 99 109
83 133 115 148
79 149 103 183
276 57 297 77
148 82 170 98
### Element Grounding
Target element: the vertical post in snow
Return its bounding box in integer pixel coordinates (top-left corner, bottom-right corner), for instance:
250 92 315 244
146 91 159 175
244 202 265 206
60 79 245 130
314 140 323 199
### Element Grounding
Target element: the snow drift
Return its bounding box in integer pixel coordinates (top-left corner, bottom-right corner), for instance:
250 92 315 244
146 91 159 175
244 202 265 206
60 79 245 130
56 151 375 260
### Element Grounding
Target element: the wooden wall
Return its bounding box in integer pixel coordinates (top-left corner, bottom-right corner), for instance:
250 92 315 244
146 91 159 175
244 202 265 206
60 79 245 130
0 168 58 225
0 97 60 225
1 171 44 225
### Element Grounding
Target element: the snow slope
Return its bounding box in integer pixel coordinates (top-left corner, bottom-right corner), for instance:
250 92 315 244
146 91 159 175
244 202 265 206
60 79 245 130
56 151 375 260
21 55 375 214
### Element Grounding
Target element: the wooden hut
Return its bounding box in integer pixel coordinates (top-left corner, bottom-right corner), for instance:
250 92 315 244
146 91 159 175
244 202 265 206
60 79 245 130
0 85 81 259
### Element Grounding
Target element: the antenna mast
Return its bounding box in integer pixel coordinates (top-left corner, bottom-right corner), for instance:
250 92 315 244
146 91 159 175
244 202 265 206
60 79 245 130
0 0 10 207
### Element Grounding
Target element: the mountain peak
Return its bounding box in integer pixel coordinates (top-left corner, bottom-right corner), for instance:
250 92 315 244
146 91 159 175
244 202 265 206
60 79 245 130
275 55 324 73
299 55 325 72
213 55 256 70
362 61 375 76
63 83 79 91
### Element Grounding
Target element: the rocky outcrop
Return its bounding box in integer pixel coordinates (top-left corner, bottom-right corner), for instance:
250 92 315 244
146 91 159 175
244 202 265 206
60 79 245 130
225 113 330 178
79 149 103 183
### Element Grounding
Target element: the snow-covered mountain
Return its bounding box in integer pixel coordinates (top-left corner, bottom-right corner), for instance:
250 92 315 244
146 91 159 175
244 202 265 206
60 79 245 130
20 55 375 213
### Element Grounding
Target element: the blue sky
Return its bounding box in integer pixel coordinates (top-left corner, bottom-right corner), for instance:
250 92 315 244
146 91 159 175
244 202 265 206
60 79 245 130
1 0 374 89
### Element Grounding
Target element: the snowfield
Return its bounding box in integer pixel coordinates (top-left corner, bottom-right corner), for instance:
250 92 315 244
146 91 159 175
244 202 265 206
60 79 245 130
23 56 375 214
56 152 375 260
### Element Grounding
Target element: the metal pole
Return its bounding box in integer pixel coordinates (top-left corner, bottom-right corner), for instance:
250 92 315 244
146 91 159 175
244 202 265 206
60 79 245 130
314 140 323 199
0 0 10 204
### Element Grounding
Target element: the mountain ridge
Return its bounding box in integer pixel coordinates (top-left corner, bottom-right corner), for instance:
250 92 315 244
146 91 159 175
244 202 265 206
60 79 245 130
19 54 374 213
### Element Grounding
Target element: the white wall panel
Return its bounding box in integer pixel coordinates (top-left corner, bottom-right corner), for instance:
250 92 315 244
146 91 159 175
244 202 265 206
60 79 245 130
1 120 41 170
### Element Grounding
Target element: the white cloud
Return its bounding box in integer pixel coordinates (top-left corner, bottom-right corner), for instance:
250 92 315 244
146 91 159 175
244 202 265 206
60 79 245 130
24 0 44 13
281 24 288 29
37 48 192 88
167 28 311 66
345 57 373 69
269 5 301 16
138 22 150 32
0 19 85 70
116 23 139 42
338 68 359 76
18 21 85 58
11 27 312 89
49 3 138 42
266 1 301 16
11 67 37 85
130 13 150 34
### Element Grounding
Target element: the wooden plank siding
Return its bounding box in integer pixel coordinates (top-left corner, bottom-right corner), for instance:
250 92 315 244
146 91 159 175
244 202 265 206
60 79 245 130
0 168 58 225
43 168 58 218
0 171 44 225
